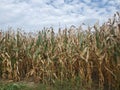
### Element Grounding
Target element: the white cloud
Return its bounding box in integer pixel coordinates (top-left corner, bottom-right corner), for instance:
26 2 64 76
82 0 91 4
0 0 119 32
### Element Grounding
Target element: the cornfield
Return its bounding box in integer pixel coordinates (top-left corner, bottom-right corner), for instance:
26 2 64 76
0 12 120 90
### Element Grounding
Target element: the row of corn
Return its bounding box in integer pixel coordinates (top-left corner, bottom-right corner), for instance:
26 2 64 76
0 12 120 89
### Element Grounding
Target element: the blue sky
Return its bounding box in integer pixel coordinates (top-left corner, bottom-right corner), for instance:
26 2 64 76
0 0 120 32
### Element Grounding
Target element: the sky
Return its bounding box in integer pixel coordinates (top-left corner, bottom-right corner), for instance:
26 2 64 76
0 0 120 32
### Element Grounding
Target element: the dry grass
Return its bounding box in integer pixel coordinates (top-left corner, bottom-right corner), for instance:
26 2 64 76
0 12 120 90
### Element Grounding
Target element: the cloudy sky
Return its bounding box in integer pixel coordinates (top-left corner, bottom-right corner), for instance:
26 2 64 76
0 0 120 32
